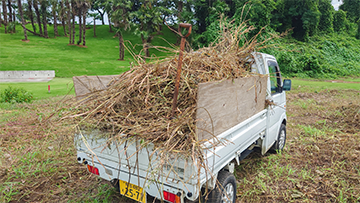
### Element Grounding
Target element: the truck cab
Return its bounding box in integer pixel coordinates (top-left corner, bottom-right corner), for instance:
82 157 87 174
253 53 291 154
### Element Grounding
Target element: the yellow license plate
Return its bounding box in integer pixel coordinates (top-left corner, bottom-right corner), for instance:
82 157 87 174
119 180 146 203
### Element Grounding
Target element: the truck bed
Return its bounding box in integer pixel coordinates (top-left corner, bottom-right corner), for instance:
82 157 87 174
75 108 267 201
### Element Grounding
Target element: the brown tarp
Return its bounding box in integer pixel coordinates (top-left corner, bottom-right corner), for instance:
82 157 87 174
196 76 267 141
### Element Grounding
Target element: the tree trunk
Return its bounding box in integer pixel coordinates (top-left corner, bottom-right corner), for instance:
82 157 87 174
12 11 15 32
144 45 149 57
25 27 43 36
71 0 75 44
65 0 71 43
0 7 2 27
157 23 162 34
97 9 104 25
101 15 104 25
108 17 113 32
7 0 14 33
82 6 86 46
118 32 124 60
157 16 165 35
178 0 183 20
146 37 152 57
41 2 48 38
141 34 150 58
33 0 42 35
7 0 12 23
53 3 58 37
17 0 28 40
93 16 96 37
60 0 67 36
2 0 7 33
27 0 36 32
77 6 82 45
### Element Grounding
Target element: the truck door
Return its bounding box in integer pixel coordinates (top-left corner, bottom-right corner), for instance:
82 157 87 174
266 60 286 151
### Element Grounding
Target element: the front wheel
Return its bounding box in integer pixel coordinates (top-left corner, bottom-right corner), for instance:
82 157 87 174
207 170 236 203
272 124 286 152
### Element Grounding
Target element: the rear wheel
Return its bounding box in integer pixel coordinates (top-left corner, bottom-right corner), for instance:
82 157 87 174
272 124 286 152
207 170 236 203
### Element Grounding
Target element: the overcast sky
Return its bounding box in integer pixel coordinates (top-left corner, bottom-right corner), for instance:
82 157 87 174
331 0 343 11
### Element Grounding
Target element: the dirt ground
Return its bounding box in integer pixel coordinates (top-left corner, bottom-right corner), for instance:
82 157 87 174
1 86 359 202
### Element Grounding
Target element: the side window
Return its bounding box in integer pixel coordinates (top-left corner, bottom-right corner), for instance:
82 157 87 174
268 61 282 95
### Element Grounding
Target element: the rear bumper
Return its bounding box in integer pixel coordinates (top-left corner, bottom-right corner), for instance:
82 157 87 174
76 150 200 202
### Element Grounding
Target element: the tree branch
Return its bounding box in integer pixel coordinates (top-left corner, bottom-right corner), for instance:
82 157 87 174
25 27 44 37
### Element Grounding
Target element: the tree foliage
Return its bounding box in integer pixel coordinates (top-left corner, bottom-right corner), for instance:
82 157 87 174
131 0 167 57
108 0 132 60
357 20 360 39
279 0 321 40
91 0 106 25
193 0 210 34
8 0 357 44
195 1 230 47
234 0 276 30
333 10 349 32
318 0 334 33
3 0 359 65
339 0 360 23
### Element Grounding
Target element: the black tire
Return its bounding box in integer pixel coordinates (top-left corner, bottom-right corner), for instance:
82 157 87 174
271 124 286 152
206 170 236 203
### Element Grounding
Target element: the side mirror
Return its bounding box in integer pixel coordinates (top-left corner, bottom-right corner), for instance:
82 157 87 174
283 79 291 91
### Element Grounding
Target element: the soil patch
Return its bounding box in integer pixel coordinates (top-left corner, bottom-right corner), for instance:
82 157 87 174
318 104 360 133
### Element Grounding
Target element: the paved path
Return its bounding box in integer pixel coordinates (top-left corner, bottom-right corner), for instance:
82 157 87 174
0 78 54 82
0 71 55 83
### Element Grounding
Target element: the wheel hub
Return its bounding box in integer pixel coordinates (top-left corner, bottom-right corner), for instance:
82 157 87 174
279 129 286 150
221 183 234 203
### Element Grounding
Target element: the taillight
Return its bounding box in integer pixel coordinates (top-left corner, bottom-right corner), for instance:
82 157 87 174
87 165 99 175
163 191 181 203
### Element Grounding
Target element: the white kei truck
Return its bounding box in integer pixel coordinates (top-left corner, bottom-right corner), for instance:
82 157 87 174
74 52 292 203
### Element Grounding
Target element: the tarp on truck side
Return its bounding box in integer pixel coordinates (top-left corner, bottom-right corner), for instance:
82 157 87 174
196 75 267 141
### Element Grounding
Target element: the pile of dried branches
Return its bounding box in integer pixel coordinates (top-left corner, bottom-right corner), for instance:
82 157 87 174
65 20 275 160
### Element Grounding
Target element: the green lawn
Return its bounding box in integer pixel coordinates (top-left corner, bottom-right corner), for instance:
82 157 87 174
0 24 177 77
343 77 360 82
291 78 360 91
0 78 74 100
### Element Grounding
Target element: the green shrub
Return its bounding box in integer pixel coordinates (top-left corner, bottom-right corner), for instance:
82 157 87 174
262 33 360 79
356 21 360 39
0 86 33 103
333 10 349 32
